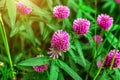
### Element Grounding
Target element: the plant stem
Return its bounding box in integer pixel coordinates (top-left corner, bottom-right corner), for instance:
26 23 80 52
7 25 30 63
20 36 24 51
93 55 106 80
100 29 104 37
46 70 50 80
0 13 15 80
85 58 95 80
94 43 119 80
94 27 120 80
85 0 97 80
109 50 117 70
93 0 97 60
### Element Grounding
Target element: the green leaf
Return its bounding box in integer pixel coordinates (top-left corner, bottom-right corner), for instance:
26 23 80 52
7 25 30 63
80 42 92 50
84 59 96 78
56 59 82 80
76 9 82 18
6 0 16 28
50 60 59 80
0 54 9 63
69 0 78 8
110 2 115 13
69 56 79 72
18 56 51 66
109 25 119 32
47 24 58 31
114 69 120 80
68 49 77 62
74 39 86 67
78 0 84 6
83 11 94 20
99 70 107 80
84 32 94 47
64 19 72 29
103 1 112 9
69 47 88 68
43 28 51 41
47 0 53 11
75 56 86 68
10 26 19 37
105 32 120 48
81 5 95 13
10 22 25 37
14 52 25 63
20 24 37 46
39 22 44 35
58 71 64 80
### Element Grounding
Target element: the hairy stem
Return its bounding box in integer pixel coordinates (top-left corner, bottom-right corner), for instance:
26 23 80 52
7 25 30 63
0 13 15 80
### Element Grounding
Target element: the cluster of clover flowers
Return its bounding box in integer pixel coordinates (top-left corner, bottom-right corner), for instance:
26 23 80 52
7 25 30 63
16 1 120 72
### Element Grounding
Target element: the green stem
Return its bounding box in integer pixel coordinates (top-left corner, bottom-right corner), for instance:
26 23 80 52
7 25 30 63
93 0 97 59
109 37 120 70
109 50 117 70
85 58 95 80
94 28 120 80
46 70 50 80
20 36 24 51
94 40 119 80
100 29 104 37
0 13 15 80
85 0 97 80
93 55 106 80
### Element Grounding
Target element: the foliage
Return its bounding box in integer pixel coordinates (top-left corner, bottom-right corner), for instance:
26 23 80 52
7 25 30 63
0 0 120 80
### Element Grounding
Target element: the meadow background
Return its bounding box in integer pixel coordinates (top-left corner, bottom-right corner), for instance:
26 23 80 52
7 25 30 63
0 0 120 80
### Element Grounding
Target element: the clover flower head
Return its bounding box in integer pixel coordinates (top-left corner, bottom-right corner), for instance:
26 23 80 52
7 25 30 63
48 30 70 58
53 5 70 19
33 64 48 72
33 55 48 72
93 35 103 44
73 18 90 35
104 50 120 68
17 2 32 15
97 60 103 68
97 14 113 30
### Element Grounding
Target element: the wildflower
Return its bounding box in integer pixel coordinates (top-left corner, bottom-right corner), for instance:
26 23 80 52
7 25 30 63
73 18 90 35
97 60 103 68
115 0 120 4
17 2 32 15
97 14 113 30
33 64 48 72
93 35 103 44
104 50 120 68
33 55 48 72
53 5 70 19
48 30 70 58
